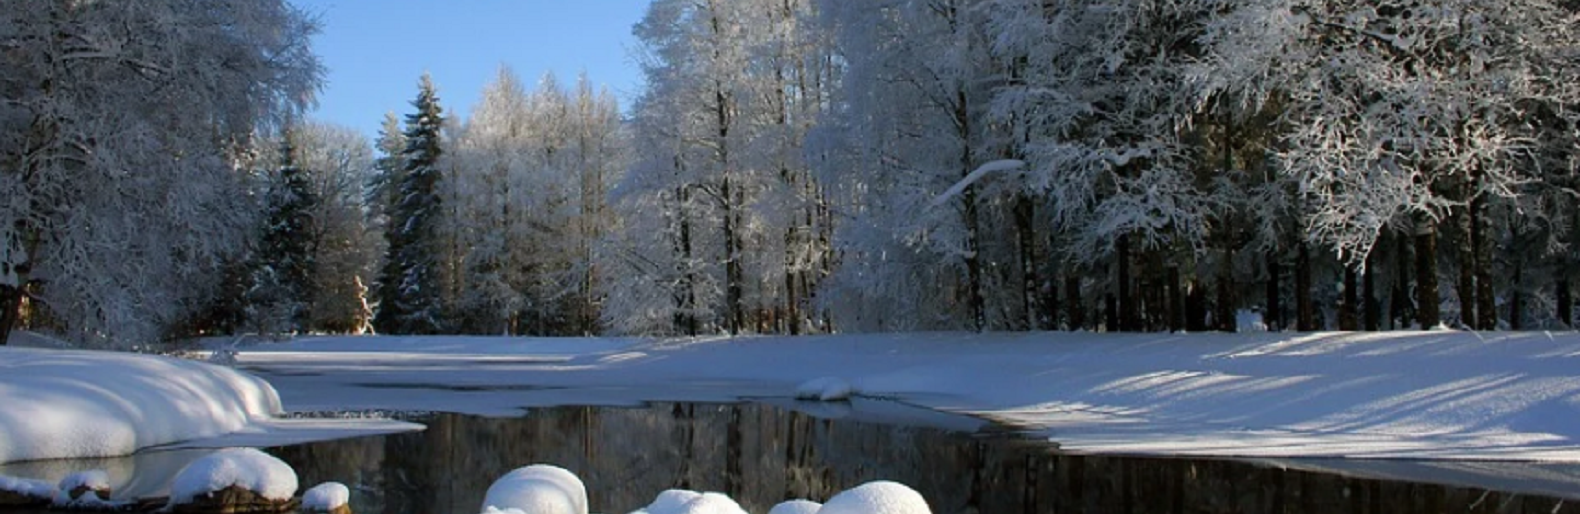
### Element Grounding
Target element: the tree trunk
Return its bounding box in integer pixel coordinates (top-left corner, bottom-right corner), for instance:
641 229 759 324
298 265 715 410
1391 232 1411 330
1363 253 1380 331
1558 278 1573 328
1065 275 1084 331
0 284 21 346
1168 266 1183 332
1216 251 1236 332
1014 195 1037 331
1414 223 1441 329
1104 294 1118 333
1117 234 1135 331
956 88 985 332
1265 253 1282 331
1510 264 1524 331
1340 266 1358 331
677 187 699 337
1186 283 1208 332
1457 211 1477 329
1296 243 1314 331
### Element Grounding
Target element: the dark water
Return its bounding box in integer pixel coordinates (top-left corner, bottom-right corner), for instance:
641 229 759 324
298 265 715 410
266 402 1580 514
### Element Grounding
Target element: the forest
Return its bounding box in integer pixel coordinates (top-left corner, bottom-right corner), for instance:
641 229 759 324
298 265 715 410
2 0 1579 347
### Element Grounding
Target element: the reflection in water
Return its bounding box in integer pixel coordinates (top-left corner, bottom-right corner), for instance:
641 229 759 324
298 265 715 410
271 402 1580 514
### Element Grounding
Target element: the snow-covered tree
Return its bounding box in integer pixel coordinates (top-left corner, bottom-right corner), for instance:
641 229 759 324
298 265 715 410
374 74 447 335
245 129 319 333
0 0 321 347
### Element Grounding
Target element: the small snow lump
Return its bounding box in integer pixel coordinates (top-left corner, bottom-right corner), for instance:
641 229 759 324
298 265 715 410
819 481 931 514
481 465 587 514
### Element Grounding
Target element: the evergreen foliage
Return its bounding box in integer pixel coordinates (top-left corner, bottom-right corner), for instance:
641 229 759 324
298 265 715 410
374 75 448 335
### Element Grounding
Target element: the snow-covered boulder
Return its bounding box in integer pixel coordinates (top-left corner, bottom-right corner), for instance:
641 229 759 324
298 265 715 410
53 470 112 507
819 481 930 514
630 490 746 514
302 482 351 514
794 376 854 401
766 499 820 514
0 347 282 463
0 475 53 506
481 465 587 514
167 448 298 514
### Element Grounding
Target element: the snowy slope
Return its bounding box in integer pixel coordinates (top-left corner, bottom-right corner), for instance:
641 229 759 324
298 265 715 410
238 331 1580 461
0 345 421 463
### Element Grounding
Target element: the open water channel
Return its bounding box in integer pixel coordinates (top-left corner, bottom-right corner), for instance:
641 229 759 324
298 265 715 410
5 401 1580 514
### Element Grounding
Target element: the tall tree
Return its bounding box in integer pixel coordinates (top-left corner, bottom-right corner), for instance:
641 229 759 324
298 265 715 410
374 74 447 335
247 129 319 333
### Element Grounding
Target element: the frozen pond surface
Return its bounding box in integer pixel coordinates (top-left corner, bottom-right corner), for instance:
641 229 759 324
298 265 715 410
8 401 1580 514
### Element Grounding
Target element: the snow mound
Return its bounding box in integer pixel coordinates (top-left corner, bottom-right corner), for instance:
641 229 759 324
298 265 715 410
0 347 282 463
0 474 54 502
302 482 350 511
819 481 931 514
481 465 587 514
632 490 745 514
167 448 298 506
767 499 821 514
52 469 113 506
794 376 854 401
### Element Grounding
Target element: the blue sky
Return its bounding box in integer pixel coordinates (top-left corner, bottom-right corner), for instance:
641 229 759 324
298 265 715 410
294 1 650 139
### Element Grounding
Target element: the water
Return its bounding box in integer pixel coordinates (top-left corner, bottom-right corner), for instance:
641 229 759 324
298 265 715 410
6 401 1580 514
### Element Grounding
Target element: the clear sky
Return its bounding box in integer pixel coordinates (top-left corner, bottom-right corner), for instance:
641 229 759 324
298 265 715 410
293 1 650 140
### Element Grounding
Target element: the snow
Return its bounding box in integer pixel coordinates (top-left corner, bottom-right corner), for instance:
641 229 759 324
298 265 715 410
52 469 114 506
302 482 350 511
632 490 746 514
481 464 587 514
56 470 109 494
793 376 854 401
819 481 931 514
167 448 297 506
236 331 1580 461
633 489 701 514
0 343 421 464
929 159 1025 208
766 499 821 514
0 474 54 501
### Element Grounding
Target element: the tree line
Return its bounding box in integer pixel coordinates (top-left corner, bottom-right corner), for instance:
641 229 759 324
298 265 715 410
3 0 1578 347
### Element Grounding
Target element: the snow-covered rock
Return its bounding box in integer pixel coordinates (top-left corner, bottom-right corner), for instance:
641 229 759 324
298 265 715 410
481 465 587 514
53 470 112 506
0 347 282 463
794 376 854 401
766 499 820 514
167 448 298 508
301 482 351 513
819 481 931 514
631 490 745 514
0 474 54 506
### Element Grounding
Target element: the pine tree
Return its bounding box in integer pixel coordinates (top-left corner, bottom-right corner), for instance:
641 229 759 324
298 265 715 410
248 129 319 333
374 74 447 334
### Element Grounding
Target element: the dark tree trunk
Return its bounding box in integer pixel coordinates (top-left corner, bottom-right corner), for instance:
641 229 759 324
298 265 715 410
1340 266 1358 331
1216 253 1236 332
1265 253 1282 331
1117 234 1136 331
1391 232 1412 330
1470 195 1496 330
0 284 20 346
1042 269 1060 331
1014 195 1037 331
1415 224 1441 329
1185 283 1208 332
678 187 699 337
1104 294 1118 332
1558 278 1573 328
1511 264 1525 331
1363 254 1380 331
1065 275 1084 331
1456 207 1476 329
1167 266 1183 332
1296 243 1314 331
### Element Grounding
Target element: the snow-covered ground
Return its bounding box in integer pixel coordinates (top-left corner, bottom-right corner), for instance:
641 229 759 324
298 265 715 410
235 330 1580 461
0 336 421 464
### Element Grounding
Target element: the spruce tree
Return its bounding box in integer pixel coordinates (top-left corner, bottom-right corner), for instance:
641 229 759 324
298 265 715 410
370 112 408 334
249 129 318 333
374 74 447 334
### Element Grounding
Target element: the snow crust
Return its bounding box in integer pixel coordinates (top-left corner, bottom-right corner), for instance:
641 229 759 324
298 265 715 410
0 347 281 463
481 464 587 514
302 482 350 511
0 474 54 500
819 481 931 514
167 448 298 506
240 331 1580 461
794 377 854 401
766 499 821 514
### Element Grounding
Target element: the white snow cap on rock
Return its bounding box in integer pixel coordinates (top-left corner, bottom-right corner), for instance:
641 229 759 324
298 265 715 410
481 465 587 514
0 474 54 501
819 481 931 514
52 469 112 505
168 448 298 506
794 376 854 401
302 482 351 511
631 490 745 514
766 499 820 514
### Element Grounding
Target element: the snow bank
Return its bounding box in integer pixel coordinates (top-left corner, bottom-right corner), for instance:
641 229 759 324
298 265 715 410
766 499 821 514
632 489 701 514
481 465 586 514
632 490 745 514
0 474 53 502
0 347 281 463
167 448 297 506
793 376 854 401
819 481 931 514
302 482 350 511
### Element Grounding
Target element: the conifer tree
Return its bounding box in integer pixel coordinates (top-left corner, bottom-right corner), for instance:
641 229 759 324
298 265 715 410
374 74 447 334
248 129 319 333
